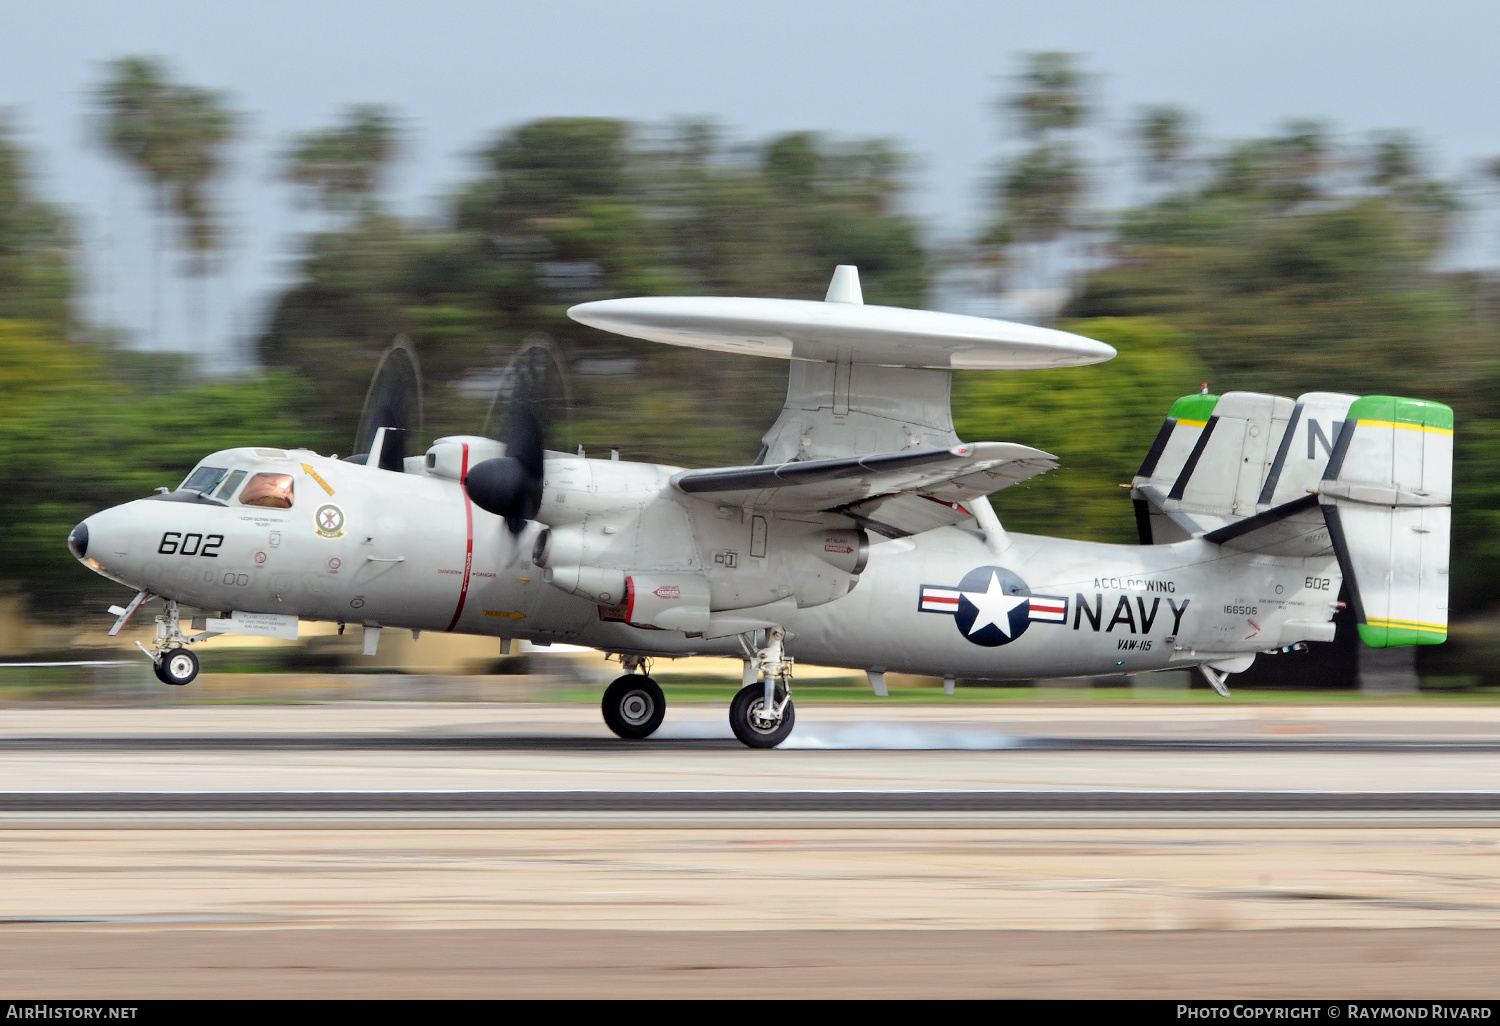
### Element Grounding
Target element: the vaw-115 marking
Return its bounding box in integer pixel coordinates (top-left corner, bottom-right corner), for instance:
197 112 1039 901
70 266 1452 747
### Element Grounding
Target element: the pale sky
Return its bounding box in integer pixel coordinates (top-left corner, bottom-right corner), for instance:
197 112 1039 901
3 0 1498 362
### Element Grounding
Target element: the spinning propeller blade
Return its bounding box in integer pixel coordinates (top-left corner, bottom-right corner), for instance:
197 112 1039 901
352 337 423 469
466 336 572 535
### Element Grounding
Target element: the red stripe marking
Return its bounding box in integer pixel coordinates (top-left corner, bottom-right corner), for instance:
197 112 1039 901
925 596 960 605
445 444 474 632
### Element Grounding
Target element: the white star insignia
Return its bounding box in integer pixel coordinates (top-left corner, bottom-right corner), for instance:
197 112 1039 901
961 571 1030 637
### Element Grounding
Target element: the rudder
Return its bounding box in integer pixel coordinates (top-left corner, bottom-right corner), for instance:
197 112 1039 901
1319 396 1453 647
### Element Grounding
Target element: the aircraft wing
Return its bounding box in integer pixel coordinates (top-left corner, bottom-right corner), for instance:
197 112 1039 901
672 443 1055 535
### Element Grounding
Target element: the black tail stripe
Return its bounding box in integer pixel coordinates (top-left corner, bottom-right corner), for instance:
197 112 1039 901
1257 403 1303 506
1321 418 1357 482
1133 498 1153 545
1202 493 1319 545
1136 419 1176 479
1168 416 1218 501
1321 503 1365 624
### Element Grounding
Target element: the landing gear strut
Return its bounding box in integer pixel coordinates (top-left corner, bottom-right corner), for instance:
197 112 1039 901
134 598 207 687
602 654 665 739
730 626 796 749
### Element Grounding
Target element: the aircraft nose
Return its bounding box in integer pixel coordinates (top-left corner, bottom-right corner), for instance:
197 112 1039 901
68 521 89 560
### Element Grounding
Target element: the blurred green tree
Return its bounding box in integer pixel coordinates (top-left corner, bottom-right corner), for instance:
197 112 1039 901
953 317 1208 542
0 119 73 331
0 319 308 617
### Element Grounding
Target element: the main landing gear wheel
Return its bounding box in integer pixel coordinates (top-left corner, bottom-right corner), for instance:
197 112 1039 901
729 682 795 749
154 648 199 686
602 674 666 739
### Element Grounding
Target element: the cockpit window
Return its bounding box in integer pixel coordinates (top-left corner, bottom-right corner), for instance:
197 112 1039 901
214 469 248 500
239 472 295 508
182 466 228 494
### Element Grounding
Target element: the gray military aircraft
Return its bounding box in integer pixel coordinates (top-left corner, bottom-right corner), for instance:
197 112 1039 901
69 266 1452 747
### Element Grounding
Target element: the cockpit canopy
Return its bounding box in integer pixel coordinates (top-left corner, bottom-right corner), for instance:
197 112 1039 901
177 453 298 509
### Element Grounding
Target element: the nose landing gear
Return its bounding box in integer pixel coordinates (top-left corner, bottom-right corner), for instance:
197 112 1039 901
154 647 200 686
602 654 665 739
126 598 211 687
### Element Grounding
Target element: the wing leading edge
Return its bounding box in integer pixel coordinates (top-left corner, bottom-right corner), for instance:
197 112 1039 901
672 442 1056 536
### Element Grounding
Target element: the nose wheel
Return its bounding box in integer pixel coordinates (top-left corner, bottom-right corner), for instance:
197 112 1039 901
602 673 665 739
153 647 200 686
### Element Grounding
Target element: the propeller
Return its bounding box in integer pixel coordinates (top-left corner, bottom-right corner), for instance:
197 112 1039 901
466 335 572 535
352 337 423 469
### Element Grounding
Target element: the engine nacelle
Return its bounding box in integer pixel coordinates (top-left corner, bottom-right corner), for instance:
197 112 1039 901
544 563 628 605
605 573 711 634
424 436 506 480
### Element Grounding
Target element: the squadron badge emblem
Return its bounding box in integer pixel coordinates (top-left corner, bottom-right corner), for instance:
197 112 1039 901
918 566 1068 647
315 503 346 539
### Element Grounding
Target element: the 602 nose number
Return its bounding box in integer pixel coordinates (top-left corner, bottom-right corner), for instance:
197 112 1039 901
158 532 223 557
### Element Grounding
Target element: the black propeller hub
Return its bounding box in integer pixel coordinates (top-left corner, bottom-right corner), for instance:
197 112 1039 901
465 456 543 534
467 405 546 534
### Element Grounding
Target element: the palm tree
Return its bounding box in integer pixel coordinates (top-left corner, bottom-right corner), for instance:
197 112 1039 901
94 57 238 354
991 52 1094 299
95 57 173 345
1134 104 1191 190
282 104 401 219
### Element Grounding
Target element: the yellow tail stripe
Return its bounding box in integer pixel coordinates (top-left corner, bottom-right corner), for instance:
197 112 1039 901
1367 617 1446 632
1176 419 1208 428
1355 419 1453 436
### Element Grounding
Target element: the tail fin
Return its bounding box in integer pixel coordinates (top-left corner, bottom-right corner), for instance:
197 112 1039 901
1319 396 1452 647
1131 390 1357 544
1133 390 1453 650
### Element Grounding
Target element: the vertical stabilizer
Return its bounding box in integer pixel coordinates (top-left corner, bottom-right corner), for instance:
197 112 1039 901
1319 396 1453 648
825 265 864 305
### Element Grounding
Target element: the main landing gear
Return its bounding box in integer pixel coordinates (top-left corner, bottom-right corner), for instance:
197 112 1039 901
601 628 798 748
729 626 795 749
602 654 665 739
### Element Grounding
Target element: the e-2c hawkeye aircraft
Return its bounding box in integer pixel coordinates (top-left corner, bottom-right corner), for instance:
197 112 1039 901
69 266 1452 747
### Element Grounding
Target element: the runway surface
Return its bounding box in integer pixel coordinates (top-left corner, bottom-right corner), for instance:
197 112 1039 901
3 701 1500 996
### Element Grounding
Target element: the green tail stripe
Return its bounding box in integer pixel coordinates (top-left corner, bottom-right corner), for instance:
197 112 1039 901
1167 394 1220 422
1346 395 1454 431
1358 623 1448 648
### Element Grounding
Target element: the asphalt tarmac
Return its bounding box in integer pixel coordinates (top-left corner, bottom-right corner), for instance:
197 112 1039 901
3 701 1500 997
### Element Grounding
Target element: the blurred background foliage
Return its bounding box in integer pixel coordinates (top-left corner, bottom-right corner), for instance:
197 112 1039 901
3 51 1500 626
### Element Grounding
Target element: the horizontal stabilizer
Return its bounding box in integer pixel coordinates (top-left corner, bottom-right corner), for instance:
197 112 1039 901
1132 389 1358 555
673 443 1056 533
1199 493 1323 553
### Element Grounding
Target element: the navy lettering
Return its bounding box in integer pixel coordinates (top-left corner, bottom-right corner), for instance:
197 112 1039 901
1074 592 1102 631
1168 597 1191 635
1136 596 1160 633
1106 595 1137 633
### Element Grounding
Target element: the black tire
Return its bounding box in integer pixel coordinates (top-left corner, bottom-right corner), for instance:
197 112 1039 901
602 674 666 739
155 648 199 686
729 682 795 749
